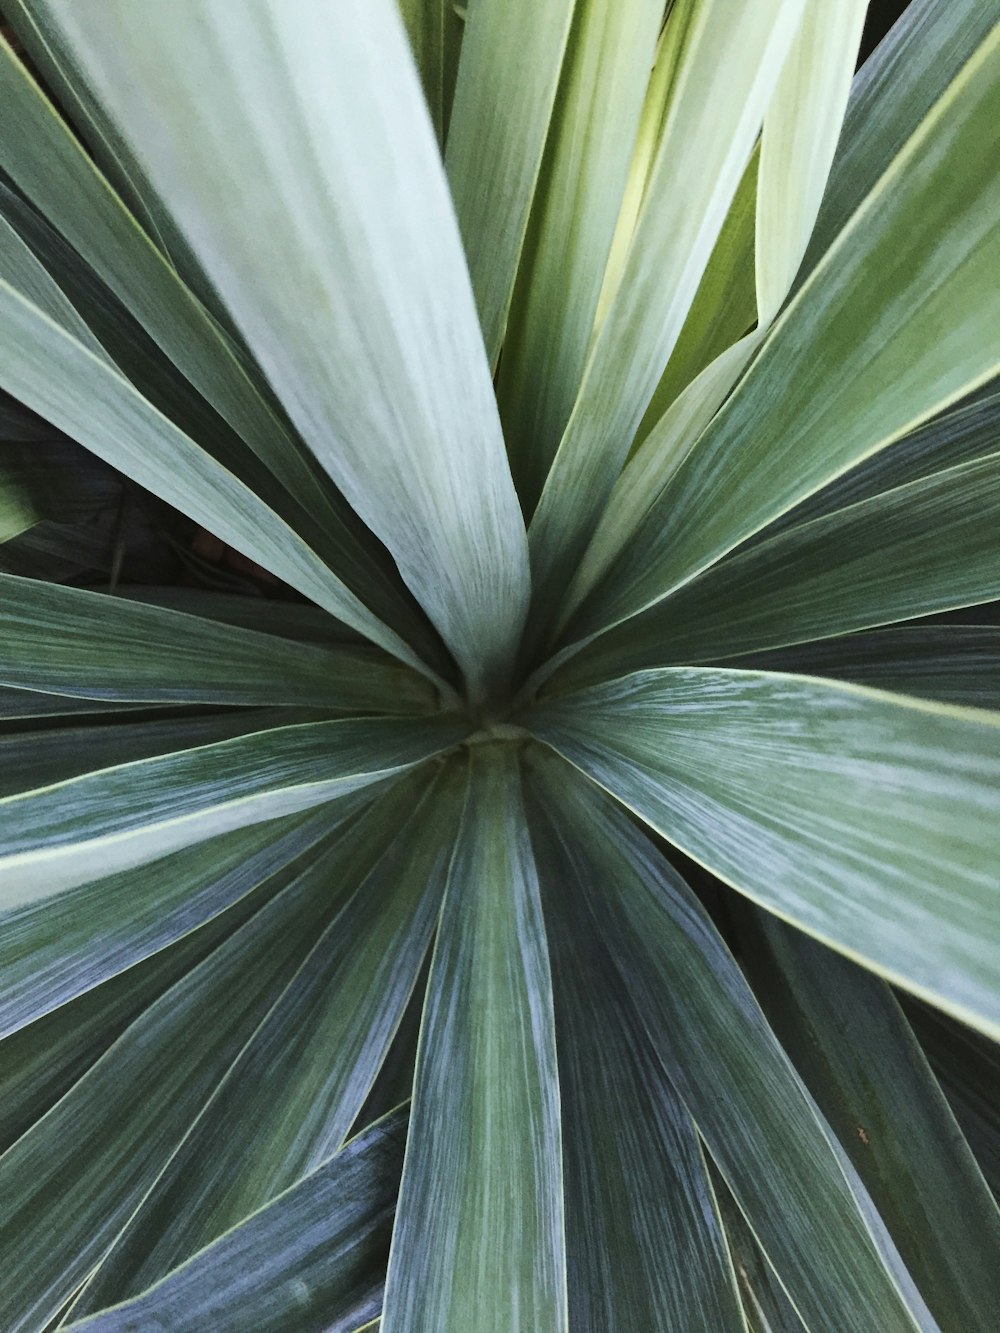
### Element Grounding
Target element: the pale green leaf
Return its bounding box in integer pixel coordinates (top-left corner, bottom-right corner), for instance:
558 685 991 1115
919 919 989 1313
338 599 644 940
65 1108 408 1333
755 0 868 321
0 274 433 678
72 769 460 1312
710 1169 807 1333
524 748 932 1333
0 788 418 1332
0 804 373 1151
397 0 464 143
0 31 370 559
0 575 437 713
525 668 1000 1039
381 747 566 1333
445 0 576 367
526 775 747 1332
53 0 530 701
571 23 1000 643
0 714 467 909
738 909 1000 1333
495 0 662 508
804 0 1000 274
557 450 1000 682
526 0 803 617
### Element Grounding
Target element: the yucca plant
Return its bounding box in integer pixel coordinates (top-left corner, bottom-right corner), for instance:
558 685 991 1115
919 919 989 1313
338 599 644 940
0 0 999 1328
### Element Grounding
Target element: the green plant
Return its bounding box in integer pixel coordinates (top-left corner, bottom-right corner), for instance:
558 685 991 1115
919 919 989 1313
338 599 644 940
0 0 998 1328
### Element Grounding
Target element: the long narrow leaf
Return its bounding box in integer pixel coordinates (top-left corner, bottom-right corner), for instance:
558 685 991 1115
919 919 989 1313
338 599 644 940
0 575 436 712
525 668 1000 1038
66 1109 409 1333
524 748 932 1333
0 714 466 908
381 747 567 1332
572 23 1000 643
54 0 531 700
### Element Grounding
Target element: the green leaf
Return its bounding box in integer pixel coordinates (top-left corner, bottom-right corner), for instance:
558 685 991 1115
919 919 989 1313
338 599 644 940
0 783 422 1332
0 273 436 678
445 0 576 368
904 999 1000 1203
381 747 566 1332
557 450 1000 681
0 31 374 562
761 377 1000 538
526 0 802 616
523 747 931 1333
526 772 747 1332
804 0 1000 274
0 473 34 543
65 1108 409 1333
710 1167 807 1333
397 0 464 143
754 0 867 321
525 668 1000 1039
0 575 437 713
737 909 1000 1333
0 803 366 1038
723 626 1000 711
572 22 1000 642
495 0 662 508
0 714 467 909
72 768 461 1312
52 0 531 701
0 804 370 1151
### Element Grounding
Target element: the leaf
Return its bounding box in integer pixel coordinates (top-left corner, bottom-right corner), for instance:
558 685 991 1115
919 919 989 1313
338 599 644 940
571 23 1000 643
524 668 1000 1039
737 909 1000 1333
526 0 803 618
65 1108 409 1333
381 747 566 1332
556 450 1000 682
0 802 374 1152
397 0 464 143
0 575 437 713
803 0 1000 275
710 1167 807 1333
760 377 1000 538
526 773 747 1332
445 0 576 368
904 999 1000 1203
0 781 424 1332
52 0 530 702
71 767 461 1313
754 0 868 321
523 747 932 1333
0 473 33 543
0 31 379 565
0 713 467 909
495 0 662 508
722 626 1000 711
0 272 435 678
0 802 369 1039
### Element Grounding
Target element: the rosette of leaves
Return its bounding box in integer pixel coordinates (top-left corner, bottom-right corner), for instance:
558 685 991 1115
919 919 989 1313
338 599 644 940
1 1 999 1330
